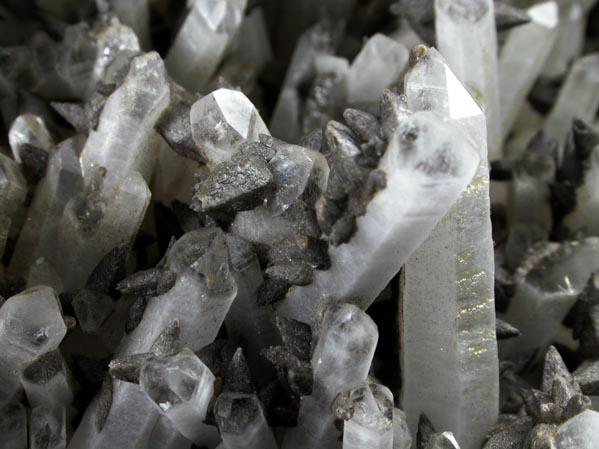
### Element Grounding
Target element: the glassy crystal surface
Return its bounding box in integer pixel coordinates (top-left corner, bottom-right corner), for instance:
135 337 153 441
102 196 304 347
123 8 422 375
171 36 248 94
551 409 599 449
400 47 498 449
8 113 52 163
190 88 269 167
97 0 150 50
563 146 599 235
21 350 73 409
0 402 27 449
346 34 409 105
499 1 559 138
30 406 67 449
165 0 247 93
435 0 502 159
393 408 412 449
72 289 115 334
140 348 219 446
282 303 378 449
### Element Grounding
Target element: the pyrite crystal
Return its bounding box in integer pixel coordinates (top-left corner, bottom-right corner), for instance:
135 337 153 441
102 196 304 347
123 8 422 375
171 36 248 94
1 1 598 449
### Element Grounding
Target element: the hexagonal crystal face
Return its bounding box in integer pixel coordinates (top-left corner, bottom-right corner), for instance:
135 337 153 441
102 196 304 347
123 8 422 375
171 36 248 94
0 286 66 358
190 89 269 166
140 349 215 415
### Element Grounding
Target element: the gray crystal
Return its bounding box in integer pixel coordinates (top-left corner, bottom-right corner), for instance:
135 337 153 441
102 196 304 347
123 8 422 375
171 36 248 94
0 402 27 449
30 406 67 449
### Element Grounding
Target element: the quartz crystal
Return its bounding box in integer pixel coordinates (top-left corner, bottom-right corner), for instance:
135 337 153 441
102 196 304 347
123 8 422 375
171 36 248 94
393 408 412 449
282 303 378 449
498 1 559 138
277 107 480 323
146 416 190 449
0 286 66 404
165 0 247 93
140 348 219 447
435 0 502 159
30 406 67 449
190 88 269 167
544 53 599 148
21 350 74 409
400 47 498 449
563 145 599 235
8 113 52 163
0 402 27 449
0 152 27 257
551 409 599 449
341 382 394 449
97 0 150 50
346 34 409 105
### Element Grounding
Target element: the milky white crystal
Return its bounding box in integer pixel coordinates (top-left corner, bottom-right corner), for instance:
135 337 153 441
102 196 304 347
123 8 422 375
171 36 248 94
0 402 27 449
400 47 498 449
8 113 53 162
165 0 247 93
551 409 599 449
435 0 502 159
30 406 67 449
499 1 559 138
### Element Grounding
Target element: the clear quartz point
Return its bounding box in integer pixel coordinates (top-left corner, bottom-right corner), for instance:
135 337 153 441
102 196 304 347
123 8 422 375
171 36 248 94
190 88 269 167
165 0 247 93
400 47 498 449
140 348 219 447
282 303 378 449
8 113 53 162
0 286 66 405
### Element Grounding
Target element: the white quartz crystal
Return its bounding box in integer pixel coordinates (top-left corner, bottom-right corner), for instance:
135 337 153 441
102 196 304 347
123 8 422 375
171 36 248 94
277 108 480 323
435 0 502 159
392 408 412 449
190 88 269 167
21 351 74 410
140 349 219 447
346 34 409 105
282 303 378 449
147 417 191 449
8 113 53 162
0 286 66 405
544 53 599 148
400 47 498 449
563 145 599 235
501 238 599 356
97 0 150 50
551 410 599 449
499 1 559 138
165 0 247 93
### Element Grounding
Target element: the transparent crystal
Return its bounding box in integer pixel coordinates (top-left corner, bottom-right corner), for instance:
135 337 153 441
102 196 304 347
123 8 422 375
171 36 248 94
499 1 559 137
0 152 27 221
119 228 237 356
277 110 480 323
0 402 27 449
190 88 269 167
165 0 247 92
342 383 394 449
544 53 599 148
30 406 66 449
21 350 73 409
72 289 115 334
267 143 329 215
346 34 409 105
435 0 502 158
98 0 150 50
8 113 53 162
147 416 191 449
282 303 378 449
563 146 599 235
400 47 498 449
552 410 599 449
140 348 219 446
393 408 412 449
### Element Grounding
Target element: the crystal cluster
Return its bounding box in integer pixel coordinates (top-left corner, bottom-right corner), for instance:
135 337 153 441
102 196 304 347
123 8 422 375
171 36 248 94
0 1 598 449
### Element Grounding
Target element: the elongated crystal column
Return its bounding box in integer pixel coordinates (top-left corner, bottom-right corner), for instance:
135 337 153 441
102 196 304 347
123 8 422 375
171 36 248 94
0 152 26 258
500 238 599 356
0 286 67 405
499 1 559 138
435 0 502 159
30 406 67 449
400 47 498 449
119 228 237 356
563 146 599 235
20 350 74 410
277 109 480 324
9 135 84 290
282 303 378 449
165 0 247 93
544 53 599 148
147 417 190 449
98 0 151 50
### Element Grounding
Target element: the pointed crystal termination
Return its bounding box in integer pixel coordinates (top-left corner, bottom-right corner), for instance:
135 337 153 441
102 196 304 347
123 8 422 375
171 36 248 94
276 108 480 323
282 303 378 449
0 286 66 405
346 34 409 105
544 54 599 149
21 350 74 410
500 238 599 357
30 406 67 449
339 382 394 449
551 410 599 449
400 47 498 449
0 402 27 449
499 1 559 138
9 135 84 290
140 348 219 447
435 0 502 159
58 52 169 291
165 0 247 93
190 88 269 167
214 349 277 449
8 113 53 164
119 228 237 356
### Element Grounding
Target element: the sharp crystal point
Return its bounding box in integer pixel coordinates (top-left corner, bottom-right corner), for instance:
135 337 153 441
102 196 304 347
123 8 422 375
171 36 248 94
493 2 531 31
223 348 253 393
495 319 521 340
